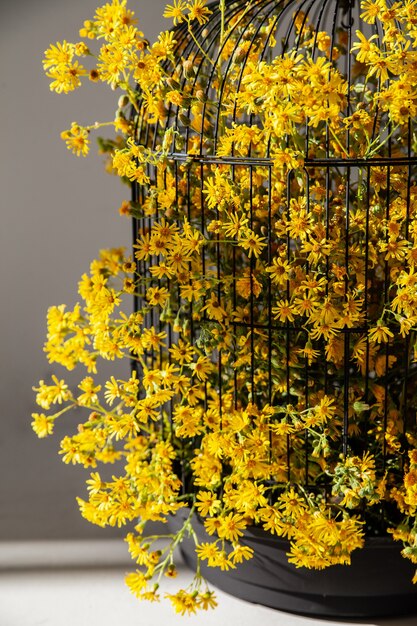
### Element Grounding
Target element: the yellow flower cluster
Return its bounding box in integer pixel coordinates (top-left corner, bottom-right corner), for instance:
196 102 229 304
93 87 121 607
163 0 212 26
331 453 386 509
389 450 417 580
37 0 417 613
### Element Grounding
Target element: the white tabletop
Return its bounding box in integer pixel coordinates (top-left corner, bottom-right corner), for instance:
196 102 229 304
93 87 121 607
0 541 415 626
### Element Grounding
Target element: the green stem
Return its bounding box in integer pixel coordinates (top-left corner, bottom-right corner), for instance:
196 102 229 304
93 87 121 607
329 126 349 158
186 19 215 66
50 403 77 420
297 483 316 509
219 0 226 44
155 505 196 584
125 84 140 113
365 122 400 158
120 351 146 369
85 121 117 132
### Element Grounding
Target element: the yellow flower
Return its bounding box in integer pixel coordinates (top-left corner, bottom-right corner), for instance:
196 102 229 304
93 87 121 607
186 0 212 26
43 41 74 70
163 0 187 25
61 123 90 157
149 262 175 279
229 545 254 564
134 233 152 261
368 320 395 344
366 50 397 83
173 405 203 437
217 512 247 542
238 230 267 258
74 42 90 56
125 570 148 597
222 212 249 238
272 299 296 323
142 327 167 349
189 356 213 381
31 413 55 438
213 550 236 571
86 472 107 497
166 590 199 615
136 399 160 423
146 286 169 307
47 61 87 93
278 487 307 518
351 31 379 63
196 491 221 517
197 591 217 610
380 238 409 261
201 293 227 322
312 395 337 423
104 376 120 405
294 293 319 319
196 541 221 564
152 31 177 59
77 377 101 406
266 258 291 285
360 0 385 24
97 41 130 85
169 339 195 364
34 375 72 409
94 0 138 39
287 205 313 241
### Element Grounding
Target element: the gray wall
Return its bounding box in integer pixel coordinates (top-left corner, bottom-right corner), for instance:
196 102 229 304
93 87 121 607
0 0 167 540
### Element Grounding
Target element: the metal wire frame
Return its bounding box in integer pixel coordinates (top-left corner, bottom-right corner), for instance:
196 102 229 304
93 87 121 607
135 0 402 156
131 0 417 501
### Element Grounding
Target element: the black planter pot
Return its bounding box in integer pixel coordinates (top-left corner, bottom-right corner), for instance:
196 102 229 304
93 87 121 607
168 510 417 619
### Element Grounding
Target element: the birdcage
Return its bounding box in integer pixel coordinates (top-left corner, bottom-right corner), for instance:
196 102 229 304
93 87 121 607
130 0 417 617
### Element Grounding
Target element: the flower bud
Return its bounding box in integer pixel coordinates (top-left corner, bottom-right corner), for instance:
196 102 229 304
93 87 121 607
89 69 100 82
182 60 195 79
178 112 191 127
233 46 247 63
137 38 150 51
118 95 129 108
195 89 207 103
166 77 181 90
165 564 177 578
175 135 185 150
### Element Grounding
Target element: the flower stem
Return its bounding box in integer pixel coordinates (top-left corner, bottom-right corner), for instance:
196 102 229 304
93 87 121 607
186 19 215 66
219 0 226 43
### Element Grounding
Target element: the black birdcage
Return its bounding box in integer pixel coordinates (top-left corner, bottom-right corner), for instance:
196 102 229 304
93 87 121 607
130 0 417 617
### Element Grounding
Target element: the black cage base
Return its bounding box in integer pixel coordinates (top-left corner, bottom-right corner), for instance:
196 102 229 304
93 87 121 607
168 510 417 619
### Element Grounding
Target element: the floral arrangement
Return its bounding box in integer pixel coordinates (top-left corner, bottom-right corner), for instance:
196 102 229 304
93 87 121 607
34 0 417 615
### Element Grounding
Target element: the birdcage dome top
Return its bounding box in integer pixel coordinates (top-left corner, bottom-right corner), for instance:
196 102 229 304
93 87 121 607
134 0 414 164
